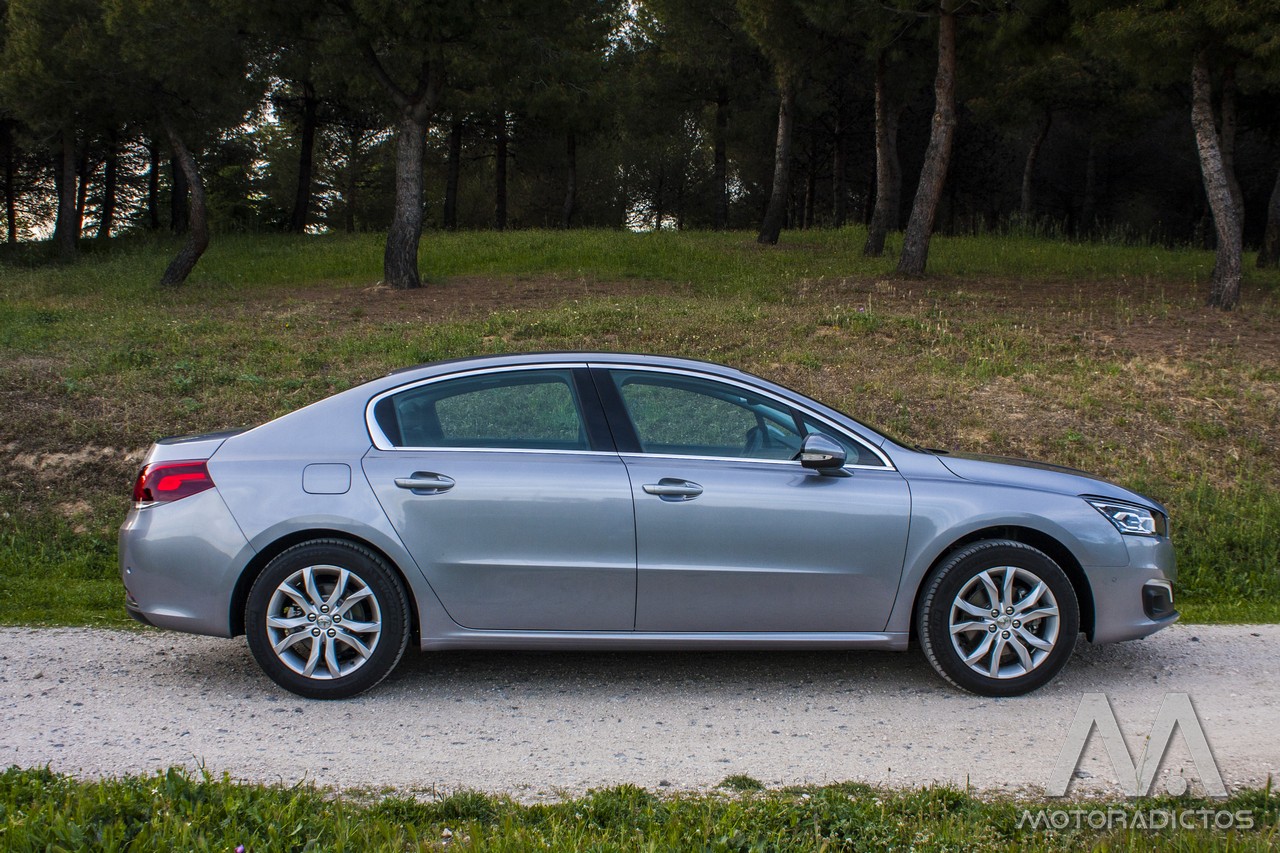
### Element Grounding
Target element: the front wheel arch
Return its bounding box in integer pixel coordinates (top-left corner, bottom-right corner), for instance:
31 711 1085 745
910 525 1095 641
230 529 420 644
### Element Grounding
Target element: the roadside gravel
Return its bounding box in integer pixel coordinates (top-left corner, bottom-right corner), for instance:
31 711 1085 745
1 624 1275 800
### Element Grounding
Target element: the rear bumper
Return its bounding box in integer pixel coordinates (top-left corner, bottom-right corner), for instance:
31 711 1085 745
118 489 254 637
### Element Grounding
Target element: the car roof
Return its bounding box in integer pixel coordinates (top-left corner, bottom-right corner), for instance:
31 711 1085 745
387 351 749 379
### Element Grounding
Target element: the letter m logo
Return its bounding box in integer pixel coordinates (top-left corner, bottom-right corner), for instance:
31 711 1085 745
1047 693 1226 797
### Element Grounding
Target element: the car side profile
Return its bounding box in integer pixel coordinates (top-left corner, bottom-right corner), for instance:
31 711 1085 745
119 353 1177 699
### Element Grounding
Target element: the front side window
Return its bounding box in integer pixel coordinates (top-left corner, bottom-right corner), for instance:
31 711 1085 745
607 370 804 460
373 369 589 451
798 414 883 467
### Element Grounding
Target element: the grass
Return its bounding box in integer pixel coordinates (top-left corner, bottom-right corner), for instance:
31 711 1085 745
0 766 1276 852
1 227 1278 626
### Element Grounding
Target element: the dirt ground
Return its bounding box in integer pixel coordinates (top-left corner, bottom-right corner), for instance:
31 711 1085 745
1 624 1275 800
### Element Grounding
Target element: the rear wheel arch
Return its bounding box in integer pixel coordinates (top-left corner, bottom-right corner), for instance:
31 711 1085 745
229 530 420 643
911 525 1095 641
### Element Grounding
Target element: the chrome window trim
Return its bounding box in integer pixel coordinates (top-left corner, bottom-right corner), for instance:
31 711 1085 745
369 446 617 457
365 362 590 452
619 452 894 472
594 363 895 470
365 360 895 471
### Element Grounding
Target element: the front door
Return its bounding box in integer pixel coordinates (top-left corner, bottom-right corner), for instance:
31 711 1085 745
597 367 911 632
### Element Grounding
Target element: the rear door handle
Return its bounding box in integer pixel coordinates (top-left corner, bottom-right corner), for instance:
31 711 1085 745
395 473 456 494
642 478 703 500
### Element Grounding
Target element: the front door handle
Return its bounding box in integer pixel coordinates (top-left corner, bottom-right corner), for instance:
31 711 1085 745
642 478 703 500
394 473 456 494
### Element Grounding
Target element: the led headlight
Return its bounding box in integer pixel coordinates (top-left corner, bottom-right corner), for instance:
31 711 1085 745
1087 498 1166 536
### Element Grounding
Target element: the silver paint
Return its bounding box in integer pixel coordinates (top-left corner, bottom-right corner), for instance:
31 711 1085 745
119 352 1178 686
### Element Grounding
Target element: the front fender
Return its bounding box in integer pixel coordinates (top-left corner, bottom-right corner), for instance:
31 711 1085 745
884 478 1128 634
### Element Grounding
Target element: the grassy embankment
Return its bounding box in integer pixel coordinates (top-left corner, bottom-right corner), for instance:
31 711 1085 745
1 227 1278 626
0 766 1276 851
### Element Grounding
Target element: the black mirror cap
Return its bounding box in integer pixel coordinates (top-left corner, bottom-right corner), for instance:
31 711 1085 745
795 434 847 472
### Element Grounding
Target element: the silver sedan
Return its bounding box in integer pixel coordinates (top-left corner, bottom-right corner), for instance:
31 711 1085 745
119 353 1177 698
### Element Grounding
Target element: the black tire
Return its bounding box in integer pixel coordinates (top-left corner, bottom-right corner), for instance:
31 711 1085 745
917 540 1079 697
245 539 410 699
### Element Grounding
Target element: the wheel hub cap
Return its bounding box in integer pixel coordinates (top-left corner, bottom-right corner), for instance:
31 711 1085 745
948 565 1061 680
264 565 383 681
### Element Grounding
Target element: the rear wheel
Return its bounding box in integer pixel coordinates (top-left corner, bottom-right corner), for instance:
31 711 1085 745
917 540 1079 696
246 539 410 699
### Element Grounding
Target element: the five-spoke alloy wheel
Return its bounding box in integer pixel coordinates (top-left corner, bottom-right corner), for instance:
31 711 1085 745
246 539 410 699
917 540 1080 696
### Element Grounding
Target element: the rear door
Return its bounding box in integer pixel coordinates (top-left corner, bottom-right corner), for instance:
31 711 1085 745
362 366 636 630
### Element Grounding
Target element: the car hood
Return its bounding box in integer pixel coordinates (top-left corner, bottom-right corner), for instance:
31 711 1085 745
934 451 1166 513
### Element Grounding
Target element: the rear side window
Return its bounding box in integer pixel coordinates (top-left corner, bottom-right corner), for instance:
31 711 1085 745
373 369 589 451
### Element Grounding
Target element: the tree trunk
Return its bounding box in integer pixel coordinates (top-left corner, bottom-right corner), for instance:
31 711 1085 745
385 112 428 288
865 53 901 257
654 166 664 229
146 139 160 231
832 98 847 228
803 131 817 229
1220 64 1243 233
1191 50 1242 310
98 135 118 239
289 80 319 233
561 131 577 228
758 73 795 245
443 117 462 230
897 3 957 275
1080 138 1097 237
52 128 77 260
676 171 685 230
349 32 441 287
713 86 728 230
74 152 89 240
887 110 902 229
170 154 189 233
494 111 508 231
2 121 17 244
1020 109 1051 222
1258 166 1280 269
344 128 360 234
159 123 209 286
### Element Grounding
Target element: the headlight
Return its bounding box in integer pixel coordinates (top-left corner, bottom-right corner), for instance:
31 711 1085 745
1087 499 1167 536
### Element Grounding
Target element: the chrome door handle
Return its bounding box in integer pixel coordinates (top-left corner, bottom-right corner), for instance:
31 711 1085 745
395 473 456 493
642 479 703 500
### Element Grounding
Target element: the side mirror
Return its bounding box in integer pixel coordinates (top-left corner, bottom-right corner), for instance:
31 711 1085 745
795 434 847 473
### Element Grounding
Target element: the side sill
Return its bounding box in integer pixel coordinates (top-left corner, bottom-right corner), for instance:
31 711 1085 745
420 631 909 652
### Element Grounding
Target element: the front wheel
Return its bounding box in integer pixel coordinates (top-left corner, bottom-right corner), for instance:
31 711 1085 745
917 540 1080 696
246 539 410 699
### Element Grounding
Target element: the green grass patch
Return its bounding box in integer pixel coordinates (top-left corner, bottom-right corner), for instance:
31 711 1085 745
1 767 1276 852
1165 479 1280 623
1 229 1278 626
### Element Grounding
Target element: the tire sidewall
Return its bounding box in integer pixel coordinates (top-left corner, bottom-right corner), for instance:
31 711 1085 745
245 540 409 700
918 541 1080 697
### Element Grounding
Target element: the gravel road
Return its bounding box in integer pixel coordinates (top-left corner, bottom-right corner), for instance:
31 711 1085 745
1 625 1276 799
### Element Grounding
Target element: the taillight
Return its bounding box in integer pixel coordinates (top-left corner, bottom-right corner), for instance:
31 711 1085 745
132 460 215 506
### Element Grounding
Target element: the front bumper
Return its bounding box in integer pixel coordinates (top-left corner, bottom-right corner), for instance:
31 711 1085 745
1085 533 1178 644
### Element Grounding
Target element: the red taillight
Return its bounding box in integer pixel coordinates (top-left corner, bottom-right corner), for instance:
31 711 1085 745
132 460 215 505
